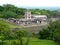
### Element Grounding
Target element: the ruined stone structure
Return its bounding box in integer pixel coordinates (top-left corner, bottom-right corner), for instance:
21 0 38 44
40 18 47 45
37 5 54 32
7 9 47 25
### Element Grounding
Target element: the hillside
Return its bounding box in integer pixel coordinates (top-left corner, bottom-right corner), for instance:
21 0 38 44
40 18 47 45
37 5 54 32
0 20 17 29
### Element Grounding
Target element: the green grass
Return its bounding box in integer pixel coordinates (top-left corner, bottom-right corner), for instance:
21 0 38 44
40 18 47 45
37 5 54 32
23 38 58 45
29 40 57 45
0 20 17 29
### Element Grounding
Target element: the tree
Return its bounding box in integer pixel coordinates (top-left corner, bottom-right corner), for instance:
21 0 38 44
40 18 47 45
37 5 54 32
3 11 17 18
39 20 60 41
54 34 60 45
0 4 25 18
14 30 26 45
39 29 50 39
51 10 60 18
39 19 60 44
0 6 4 12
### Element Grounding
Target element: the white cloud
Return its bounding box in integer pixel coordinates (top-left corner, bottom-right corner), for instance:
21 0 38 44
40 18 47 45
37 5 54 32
0 0 60 7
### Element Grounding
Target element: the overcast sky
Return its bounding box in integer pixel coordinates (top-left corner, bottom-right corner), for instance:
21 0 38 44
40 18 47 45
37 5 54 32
0 0 60 7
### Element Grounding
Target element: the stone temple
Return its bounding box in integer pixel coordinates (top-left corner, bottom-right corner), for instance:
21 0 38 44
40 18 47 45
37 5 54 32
7 9 47 25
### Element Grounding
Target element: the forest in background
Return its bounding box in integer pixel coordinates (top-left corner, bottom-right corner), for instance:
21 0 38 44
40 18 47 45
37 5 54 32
0 4 60 18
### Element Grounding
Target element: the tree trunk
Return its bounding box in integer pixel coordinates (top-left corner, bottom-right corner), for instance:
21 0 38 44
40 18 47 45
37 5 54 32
19 37 23 45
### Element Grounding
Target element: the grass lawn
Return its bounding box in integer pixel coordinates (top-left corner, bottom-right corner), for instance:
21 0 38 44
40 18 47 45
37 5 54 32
23 38 58 45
